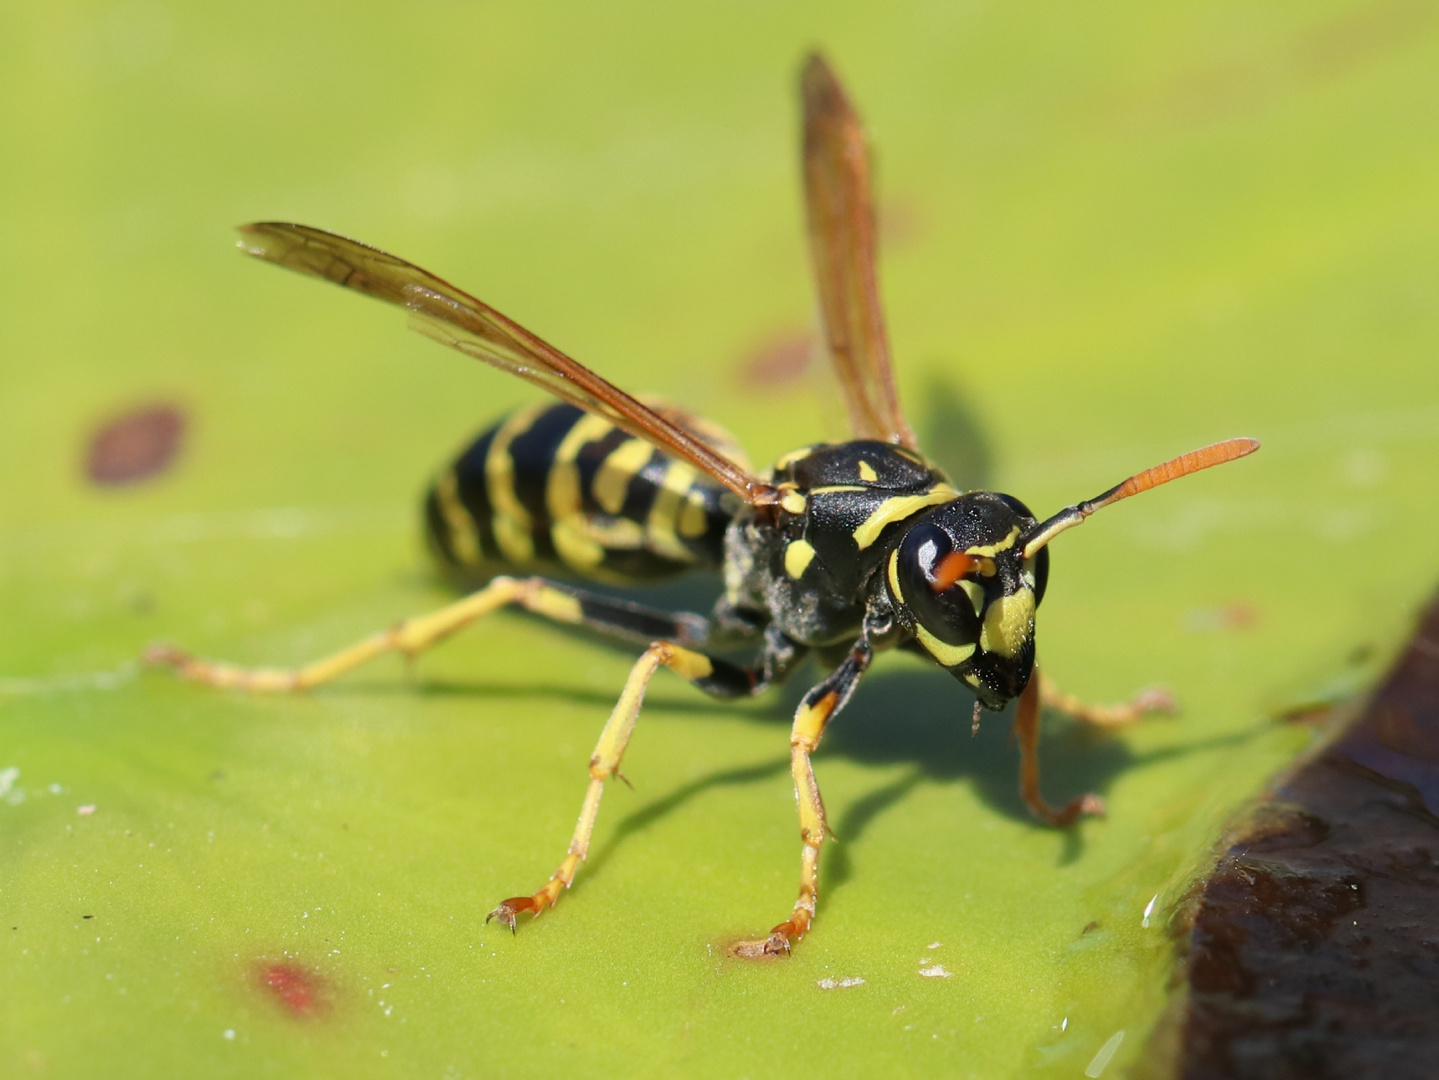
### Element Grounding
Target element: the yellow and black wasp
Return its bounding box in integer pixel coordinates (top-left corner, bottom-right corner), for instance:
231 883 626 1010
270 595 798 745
150 55 1258 955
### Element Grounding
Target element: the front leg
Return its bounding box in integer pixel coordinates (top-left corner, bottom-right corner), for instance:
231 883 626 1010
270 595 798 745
1014 665 1106 826
1039 671 1174 728
733 638 873 957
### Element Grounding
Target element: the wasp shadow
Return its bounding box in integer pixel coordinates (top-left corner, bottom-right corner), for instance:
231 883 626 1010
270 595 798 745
917 371 994 492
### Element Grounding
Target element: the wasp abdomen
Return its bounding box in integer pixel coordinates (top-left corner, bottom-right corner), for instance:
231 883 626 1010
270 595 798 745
425 402 740 585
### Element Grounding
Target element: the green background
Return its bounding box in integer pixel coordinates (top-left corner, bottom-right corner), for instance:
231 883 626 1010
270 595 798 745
3 1 1437 1076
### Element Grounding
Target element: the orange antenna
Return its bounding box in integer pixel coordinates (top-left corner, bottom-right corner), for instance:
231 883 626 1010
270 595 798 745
1020 437 1260 560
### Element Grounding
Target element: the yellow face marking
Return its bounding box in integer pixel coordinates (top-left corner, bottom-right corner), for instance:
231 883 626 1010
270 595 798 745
857 459 878 482
957 579 985 618
852 485 959 550
965 525 1021 559
886 550 904 603
592 437 654 515
916 625 976 668
484 403 548 564
645 460 701 561
979 586 1035 659
433 469 483 566
784 539 817 579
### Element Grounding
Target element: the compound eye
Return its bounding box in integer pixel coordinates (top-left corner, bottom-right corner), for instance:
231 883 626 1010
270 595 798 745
1030 545 1050 605
895 522 981 647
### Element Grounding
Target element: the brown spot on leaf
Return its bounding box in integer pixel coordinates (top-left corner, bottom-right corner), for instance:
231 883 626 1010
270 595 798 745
255 960 329 1019
1160 587 1439 1078
1297 0 1430 80
85 402 186 486
1184 602 1260 634
740 329 817 387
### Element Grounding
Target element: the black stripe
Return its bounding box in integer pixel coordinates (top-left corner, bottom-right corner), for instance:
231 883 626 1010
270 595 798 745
507 404 585 561
449 427 501 561
576 425 634 517
422 484 459 567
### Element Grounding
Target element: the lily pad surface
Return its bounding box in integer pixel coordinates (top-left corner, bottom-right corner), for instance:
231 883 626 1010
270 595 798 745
3 2 1438 1077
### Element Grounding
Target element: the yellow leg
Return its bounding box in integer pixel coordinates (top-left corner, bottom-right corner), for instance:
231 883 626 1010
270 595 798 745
1039 671 1174 729
1016 667 1106 826
486 639 720 931
733 641 872 957
144 576 586 692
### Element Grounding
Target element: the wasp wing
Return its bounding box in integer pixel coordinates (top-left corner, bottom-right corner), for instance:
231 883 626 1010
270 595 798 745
238 222 776 506
800 53 918 450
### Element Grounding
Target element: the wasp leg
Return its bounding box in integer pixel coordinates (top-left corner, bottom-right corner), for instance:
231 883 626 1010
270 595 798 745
732 639 873 958
1014 667 1106 826
1038 671 1175 729
487 630 805 931
144 576 714 692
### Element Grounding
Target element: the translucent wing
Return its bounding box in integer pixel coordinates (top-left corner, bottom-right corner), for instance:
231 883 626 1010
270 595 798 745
237 222 777 505
801 53 918 450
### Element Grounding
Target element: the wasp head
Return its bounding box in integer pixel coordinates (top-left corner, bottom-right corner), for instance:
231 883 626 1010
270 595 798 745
886 492 1049 711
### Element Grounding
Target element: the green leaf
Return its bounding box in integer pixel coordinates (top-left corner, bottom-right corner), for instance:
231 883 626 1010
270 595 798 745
3 2 1437 1076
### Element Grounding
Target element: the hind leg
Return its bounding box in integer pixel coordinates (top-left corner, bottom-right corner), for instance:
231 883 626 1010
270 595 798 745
145 576 717 692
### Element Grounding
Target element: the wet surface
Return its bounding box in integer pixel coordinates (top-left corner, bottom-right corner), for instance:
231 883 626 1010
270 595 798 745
1173 590 1439 1080
85 402 186 486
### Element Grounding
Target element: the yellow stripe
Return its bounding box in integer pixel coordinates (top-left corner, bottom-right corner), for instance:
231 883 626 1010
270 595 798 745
779 486 808 515
886 550 904 603
433 469 483 566
916 625 976 668
678 490 710 538
852 485 959 550
592 437 653 515
965 525 1021 558
484 403 548 565
546 413 614 574
784 539 817 579
773 445 816 470
979 587 1035 659
645 459 700 561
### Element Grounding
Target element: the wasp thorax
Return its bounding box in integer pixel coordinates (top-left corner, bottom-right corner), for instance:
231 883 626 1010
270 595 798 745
888 492 1049 711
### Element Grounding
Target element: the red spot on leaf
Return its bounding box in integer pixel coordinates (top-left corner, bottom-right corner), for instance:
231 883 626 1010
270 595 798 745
85 402 187 486
740 329 816 387
256 961 327 1018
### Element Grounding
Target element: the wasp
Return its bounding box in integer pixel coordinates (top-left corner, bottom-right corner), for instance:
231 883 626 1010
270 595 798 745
149 54 1258 955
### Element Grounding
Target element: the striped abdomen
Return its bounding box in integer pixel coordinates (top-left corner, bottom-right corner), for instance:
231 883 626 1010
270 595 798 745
425 402 743 585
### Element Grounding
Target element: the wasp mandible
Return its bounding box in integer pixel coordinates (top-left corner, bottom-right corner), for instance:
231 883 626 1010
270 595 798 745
150 54 1258 955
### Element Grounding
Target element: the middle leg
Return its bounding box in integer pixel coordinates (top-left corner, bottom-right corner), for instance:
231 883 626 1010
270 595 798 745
487 627 806 930
733 638 874 957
